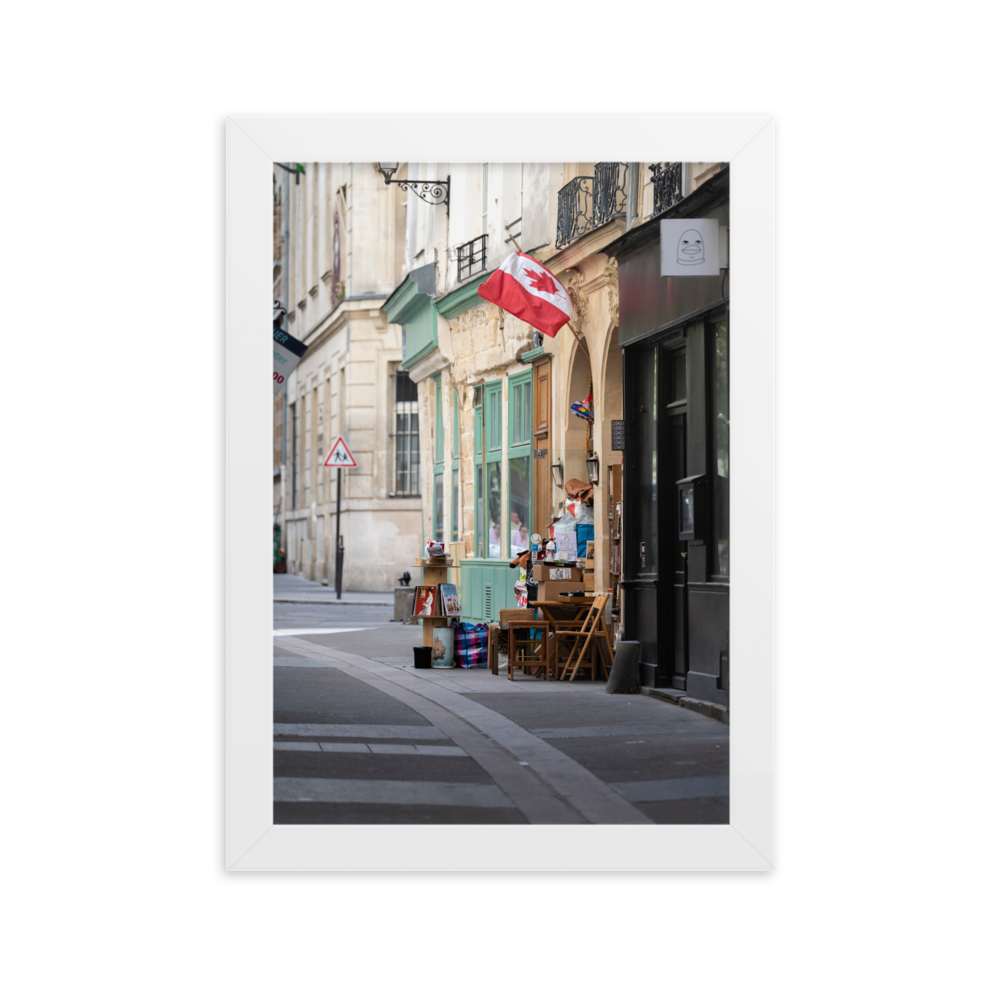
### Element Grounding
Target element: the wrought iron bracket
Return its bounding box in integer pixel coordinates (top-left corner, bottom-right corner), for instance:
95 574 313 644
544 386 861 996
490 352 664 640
383 175 450 213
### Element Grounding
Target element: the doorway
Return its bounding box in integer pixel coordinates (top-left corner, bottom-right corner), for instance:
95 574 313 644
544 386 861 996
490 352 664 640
662 344 688 688
625 337 689 688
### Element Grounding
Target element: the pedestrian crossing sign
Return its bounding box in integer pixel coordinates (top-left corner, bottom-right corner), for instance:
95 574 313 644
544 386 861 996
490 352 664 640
322 436 357 468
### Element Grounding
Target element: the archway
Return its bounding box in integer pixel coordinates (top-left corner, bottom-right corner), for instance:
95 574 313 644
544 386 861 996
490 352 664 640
564 335 593 494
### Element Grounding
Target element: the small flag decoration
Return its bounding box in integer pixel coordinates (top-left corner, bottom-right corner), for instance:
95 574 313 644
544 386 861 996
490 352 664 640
571 393 594 424
477 252 571 337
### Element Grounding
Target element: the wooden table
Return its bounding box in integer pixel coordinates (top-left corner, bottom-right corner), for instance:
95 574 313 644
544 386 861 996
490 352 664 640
530 598 594 628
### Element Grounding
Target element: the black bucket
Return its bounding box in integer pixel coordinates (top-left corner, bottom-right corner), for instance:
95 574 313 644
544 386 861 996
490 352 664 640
413 646 433 669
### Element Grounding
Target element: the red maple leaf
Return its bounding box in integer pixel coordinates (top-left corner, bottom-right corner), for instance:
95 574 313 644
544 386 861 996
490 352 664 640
523 266 557 295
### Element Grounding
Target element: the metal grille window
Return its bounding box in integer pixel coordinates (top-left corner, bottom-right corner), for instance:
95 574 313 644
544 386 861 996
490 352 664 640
392 370 420 496
455 234 488 282
649 162 683 215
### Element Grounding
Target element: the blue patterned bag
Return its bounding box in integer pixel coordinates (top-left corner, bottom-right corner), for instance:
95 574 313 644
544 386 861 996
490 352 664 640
453 622 490 668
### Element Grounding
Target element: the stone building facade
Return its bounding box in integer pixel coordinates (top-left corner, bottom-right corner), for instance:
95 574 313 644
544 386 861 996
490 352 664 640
272 159 723 622
276 162 421 591
381 160 722 634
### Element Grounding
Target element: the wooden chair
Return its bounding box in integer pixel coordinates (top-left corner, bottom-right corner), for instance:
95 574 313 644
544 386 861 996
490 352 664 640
500 608 554 681
487 623 502 675
555 593 612 682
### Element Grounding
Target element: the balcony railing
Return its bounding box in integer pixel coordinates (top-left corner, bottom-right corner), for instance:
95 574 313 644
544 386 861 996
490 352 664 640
556 163 628 249
650 162 683 215
453 234 488 282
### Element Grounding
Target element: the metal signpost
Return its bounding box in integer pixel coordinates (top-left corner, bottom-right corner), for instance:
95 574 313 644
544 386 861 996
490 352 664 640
322 436 357 598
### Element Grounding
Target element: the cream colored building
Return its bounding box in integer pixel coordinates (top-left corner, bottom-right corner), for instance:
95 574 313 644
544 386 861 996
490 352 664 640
275 162 421 591
380 160 722 623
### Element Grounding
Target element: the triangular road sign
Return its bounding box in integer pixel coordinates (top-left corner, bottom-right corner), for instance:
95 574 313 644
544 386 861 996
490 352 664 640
322 436 357 468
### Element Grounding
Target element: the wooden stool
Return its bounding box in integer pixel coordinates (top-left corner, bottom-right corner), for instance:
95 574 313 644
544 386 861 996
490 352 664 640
508 622 554 681
499 608 552 681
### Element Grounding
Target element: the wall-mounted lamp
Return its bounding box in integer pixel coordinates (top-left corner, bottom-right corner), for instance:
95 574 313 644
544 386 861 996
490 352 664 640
550 461 564 489
586 455 600 485
375 163 450 213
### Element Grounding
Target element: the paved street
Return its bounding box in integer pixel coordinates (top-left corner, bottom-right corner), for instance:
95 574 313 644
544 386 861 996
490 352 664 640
273 574 729 824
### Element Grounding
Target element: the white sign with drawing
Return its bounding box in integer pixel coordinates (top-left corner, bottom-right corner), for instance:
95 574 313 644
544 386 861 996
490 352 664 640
660 218 721 277
322 436 357 468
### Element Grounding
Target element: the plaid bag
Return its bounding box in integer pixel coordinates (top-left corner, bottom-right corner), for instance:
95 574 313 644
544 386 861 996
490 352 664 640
453 622 490 669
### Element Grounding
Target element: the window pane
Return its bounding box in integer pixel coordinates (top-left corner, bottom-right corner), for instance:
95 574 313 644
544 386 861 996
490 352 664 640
434 472 444 542
395 371 417 403
411 416 420 495
395 410 419 495
487 461 502 558
395 412 408 492
509 455 530 554
714 320 729 577
451 469 459 542
513 384 522 443
434 379 444 464
475 464 483 557
637 345 658 575
673 353 686 402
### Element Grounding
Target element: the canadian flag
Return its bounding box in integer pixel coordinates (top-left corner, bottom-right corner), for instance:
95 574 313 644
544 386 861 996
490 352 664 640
477 252 571 337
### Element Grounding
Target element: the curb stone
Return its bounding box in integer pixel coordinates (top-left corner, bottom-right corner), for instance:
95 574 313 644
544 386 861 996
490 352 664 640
273 599 395 607
639 686 729 725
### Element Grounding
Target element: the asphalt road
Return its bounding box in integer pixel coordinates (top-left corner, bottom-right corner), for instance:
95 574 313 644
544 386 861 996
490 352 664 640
273 578 729 824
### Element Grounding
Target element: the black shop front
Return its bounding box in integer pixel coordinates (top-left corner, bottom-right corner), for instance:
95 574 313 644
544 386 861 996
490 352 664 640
604 166 730 706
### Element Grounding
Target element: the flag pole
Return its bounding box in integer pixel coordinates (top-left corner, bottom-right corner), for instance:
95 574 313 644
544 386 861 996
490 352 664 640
505 225 589 359
568 324 590 359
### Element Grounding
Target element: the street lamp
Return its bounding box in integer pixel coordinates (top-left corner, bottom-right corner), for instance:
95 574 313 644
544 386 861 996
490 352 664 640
586 455 600 485
550 461 564 489
375 163 450 213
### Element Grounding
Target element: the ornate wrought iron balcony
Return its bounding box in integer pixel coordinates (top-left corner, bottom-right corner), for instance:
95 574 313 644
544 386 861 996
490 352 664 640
556 163 629 249
650 162 683 215
453 234 488 282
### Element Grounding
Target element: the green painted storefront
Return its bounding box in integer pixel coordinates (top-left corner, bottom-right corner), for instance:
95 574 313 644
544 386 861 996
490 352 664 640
384 267 520 624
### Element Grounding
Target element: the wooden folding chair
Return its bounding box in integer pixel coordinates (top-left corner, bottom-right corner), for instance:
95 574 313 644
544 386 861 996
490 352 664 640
555 593 611 682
